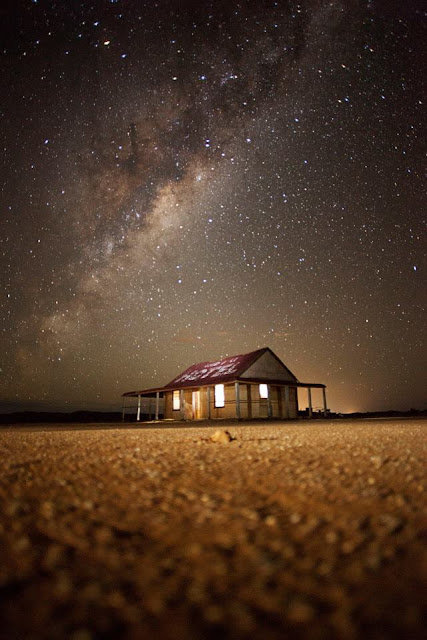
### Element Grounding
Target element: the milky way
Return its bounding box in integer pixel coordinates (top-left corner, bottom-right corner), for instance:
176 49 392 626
1 0 425 412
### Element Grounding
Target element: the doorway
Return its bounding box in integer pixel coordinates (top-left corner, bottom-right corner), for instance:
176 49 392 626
192 390 201 420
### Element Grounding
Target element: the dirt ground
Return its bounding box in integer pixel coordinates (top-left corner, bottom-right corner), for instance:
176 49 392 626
0 419 425 639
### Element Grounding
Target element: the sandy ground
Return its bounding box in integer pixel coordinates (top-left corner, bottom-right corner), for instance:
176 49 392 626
0 418 425 640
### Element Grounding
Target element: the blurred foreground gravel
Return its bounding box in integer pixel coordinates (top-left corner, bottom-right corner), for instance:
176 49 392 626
0 419 425 639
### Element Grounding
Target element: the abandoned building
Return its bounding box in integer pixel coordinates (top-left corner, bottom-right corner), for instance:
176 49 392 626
122 347 327 422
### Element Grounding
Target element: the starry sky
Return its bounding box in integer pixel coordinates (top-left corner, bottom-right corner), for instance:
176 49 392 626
1 0 425 414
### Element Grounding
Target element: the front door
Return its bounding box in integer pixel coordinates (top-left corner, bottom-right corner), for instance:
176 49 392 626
192 390 201 420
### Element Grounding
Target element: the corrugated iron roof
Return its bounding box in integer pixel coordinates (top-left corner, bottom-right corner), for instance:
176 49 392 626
122 347 312 397
164 347 269 389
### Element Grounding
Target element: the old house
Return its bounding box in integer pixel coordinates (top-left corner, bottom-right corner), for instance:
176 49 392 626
122 347 327 422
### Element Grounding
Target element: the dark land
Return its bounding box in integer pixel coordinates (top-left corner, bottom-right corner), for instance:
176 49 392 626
0 419 425 639
1 409 426 425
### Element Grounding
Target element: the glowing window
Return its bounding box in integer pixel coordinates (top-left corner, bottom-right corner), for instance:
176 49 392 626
172 390 180 411
259 384 269 399
214 384 225 408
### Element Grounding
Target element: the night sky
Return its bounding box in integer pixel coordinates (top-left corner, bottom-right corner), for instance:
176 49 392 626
1 0 425 414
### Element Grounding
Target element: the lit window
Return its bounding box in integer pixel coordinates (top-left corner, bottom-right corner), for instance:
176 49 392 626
259 384 269 399
173 390 180 411
214 384 225 408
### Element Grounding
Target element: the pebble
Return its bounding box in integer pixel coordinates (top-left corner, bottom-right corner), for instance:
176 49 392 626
264 515 277 527
209 429 235 443
377 513 403 534
287 598 315 623
370 455 387 469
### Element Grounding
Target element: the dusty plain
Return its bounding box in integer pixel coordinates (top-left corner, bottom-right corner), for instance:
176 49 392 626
0 419 425 640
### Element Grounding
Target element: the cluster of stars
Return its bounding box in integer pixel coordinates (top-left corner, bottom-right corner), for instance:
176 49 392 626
0 0 424 413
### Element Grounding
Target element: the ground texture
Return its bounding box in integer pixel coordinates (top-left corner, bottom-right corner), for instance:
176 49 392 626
0 419 425 639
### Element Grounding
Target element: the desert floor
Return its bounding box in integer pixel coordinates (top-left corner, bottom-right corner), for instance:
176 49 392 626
0 418 425 639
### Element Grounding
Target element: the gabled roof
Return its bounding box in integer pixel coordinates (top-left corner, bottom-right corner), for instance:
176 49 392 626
164 347 297 389
122 347 304 397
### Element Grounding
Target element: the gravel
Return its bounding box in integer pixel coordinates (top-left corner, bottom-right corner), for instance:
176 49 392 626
0 418 425 639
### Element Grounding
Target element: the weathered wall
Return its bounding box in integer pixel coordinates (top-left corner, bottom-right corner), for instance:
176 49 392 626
164 383 298 420
240 350 297 382
210 384 237 420
164 391 174 419
288 387 298 418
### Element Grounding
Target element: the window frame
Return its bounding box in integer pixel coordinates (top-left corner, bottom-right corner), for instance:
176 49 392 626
172 390 180 411
259 383 269 399
214 384 225 408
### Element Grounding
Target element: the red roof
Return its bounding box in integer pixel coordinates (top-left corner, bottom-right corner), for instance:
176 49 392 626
165 347 270 389
122 347 309 397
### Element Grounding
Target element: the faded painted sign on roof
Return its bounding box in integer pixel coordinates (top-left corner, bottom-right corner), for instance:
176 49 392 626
165 349 267 388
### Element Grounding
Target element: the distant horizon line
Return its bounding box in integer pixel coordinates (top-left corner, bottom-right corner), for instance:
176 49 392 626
1 407 426 417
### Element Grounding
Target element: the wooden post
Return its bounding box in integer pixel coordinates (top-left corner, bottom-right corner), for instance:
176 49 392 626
180 389 185 420
322 387 328 417
155 392 159 420
247 384 252 418
284 386 290 419
267 385 273 419
308 388 312 418
207 387 211 419
136 395 141 422
235 382 241 419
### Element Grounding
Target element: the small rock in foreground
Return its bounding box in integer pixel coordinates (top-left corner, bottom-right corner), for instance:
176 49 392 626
209 429 235 443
